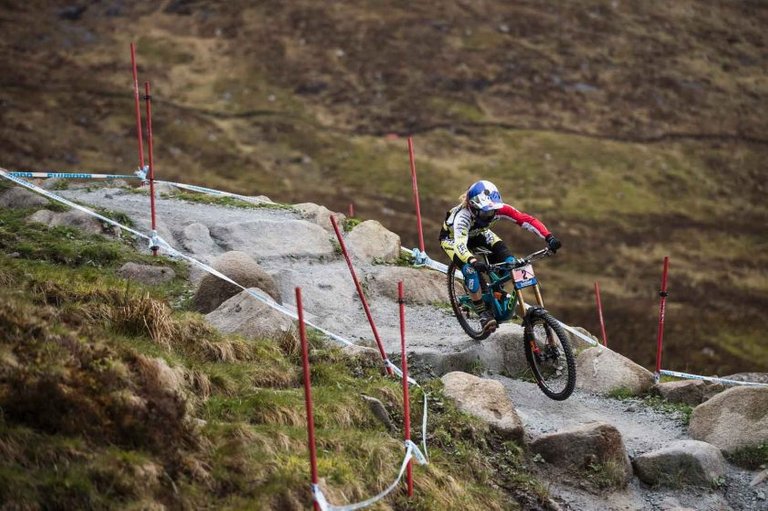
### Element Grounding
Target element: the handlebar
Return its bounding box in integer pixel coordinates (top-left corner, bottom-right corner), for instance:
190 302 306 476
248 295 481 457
489 247 553 271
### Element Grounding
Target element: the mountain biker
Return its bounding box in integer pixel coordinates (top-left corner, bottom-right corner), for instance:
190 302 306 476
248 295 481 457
439 180 561 333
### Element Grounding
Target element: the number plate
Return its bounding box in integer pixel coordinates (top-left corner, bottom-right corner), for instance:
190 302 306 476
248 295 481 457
513 264 537 289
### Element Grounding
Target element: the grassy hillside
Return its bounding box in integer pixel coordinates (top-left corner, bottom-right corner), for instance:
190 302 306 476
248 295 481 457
0 197 548 509
0 1 766 374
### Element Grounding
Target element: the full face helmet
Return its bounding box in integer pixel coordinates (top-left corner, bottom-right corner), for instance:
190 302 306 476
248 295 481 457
467 180 503 220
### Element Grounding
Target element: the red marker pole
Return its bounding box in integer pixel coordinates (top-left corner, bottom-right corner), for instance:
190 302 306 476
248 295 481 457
297 287 321 511
129 42 145 170
348 202 355 218
594 281 608 347
330 215 392 375
407 137 425 254
144 82 158 256
399 281 413 497
655 257 670 380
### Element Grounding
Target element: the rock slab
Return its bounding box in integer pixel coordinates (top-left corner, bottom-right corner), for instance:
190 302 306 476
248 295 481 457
689 385 768 453
633 440 726 487
441 371 524 441
576 346 654 396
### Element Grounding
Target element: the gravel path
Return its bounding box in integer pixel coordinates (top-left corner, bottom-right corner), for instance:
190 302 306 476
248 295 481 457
60 185 765 511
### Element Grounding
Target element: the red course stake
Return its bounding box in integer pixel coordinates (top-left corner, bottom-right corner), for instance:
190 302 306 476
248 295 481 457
297 287 321 511
655 257 670 379
129 42 145 170
399 281 414 497
144 82 158 256
407 137 425 254
594 281 608 347
329 215 392 375
348 202 355 218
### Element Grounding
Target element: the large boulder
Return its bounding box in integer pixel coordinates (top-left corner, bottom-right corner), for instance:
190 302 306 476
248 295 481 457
575 346 654 396
209 219 334 260
205 288 297 342
441 371 524 441
294 202 345 232
633 440 726 487
367 266 449 305
192 251 281 313
118 263 176 286
689 386 768 453
0 187 49 209
652 379 725 406
28 209 103 235
530 422 633 488
346 220 400 263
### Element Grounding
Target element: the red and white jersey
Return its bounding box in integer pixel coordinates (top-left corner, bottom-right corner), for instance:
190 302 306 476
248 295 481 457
439 204 551 263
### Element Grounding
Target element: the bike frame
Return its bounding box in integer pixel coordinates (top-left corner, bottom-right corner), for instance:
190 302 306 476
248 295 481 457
460 248 551 324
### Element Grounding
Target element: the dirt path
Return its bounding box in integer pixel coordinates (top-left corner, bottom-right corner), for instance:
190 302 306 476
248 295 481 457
60 185 764 511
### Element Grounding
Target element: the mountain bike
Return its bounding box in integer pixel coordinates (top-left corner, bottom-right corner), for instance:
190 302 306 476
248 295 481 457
446 247 576 400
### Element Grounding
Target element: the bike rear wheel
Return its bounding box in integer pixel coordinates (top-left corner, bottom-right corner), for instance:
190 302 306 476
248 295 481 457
524 308 576 400
447 262 491 341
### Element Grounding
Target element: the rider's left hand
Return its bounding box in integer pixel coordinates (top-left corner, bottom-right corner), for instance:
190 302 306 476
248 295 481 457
545 234 562 253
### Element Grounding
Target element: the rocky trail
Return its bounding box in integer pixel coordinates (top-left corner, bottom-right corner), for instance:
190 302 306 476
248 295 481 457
49 184 767 511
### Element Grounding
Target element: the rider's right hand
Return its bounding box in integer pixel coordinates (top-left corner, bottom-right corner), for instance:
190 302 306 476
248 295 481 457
470 258 489 273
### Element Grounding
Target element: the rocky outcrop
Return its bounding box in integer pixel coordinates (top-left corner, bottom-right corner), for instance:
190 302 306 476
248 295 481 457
294 202 345 232
209 219 335 260
653 379 725 406
0 187 49 209
530 422 632 488
689 385 768 453
117 263 176 286
367 266 448 305
441 371 524 441
575 346 654 396
192 251 281 313
633 440 726 487
346 220 400 263
205 288 297 341
28 209 103 235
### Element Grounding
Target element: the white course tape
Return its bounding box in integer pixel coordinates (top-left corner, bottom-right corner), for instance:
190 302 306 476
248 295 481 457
660 369 768 387
312 440 427 511
8 171 139 180
156 180 274 205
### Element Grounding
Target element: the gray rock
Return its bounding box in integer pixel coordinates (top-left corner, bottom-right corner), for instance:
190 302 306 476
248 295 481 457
192 251 281 313
294 202 345 232
205 288 296 341
367 266 449 305
28 209 103 235
653 379 708 405
0 187 49 209
441 371 524 441
530 422 632 488
346 220 401 263
117 263 176 286
209 219 334 260
360 394 397 433
576 346 655 396
633 440 726 487
178 222 222 260
689 386 768 453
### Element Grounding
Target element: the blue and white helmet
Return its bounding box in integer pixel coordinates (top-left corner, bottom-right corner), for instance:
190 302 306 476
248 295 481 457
467 180 503 212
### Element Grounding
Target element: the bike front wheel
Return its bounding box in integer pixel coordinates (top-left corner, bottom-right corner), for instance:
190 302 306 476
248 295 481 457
524 308 576 400
447 262 491 341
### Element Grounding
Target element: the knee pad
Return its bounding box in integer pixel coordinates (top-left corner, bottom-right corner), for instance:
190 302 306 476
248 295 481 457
462 263 481 293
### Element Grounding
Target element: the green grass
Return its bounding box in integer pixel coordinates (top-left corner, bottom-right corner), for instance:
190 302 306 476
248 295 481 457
726 442 768 471
0 198 539 510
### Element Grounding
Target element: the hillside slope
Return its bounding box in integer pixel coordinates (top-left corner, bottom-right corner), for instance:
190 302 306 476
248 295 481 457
0 1 766 374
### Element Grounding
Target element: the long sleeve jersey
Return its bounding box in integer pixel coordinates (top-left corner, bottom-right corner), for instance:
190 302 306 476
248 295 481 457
439 204 551 263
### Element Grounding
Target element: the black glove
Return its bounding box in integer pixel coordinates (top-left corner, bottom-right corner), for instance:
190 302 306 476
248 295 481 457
545 234 562 253
470 259 489 273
